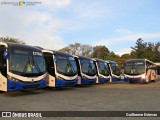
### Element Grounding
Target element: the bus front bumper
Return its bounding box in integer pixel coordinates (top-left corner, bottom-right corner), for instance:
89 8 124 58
124 77 145 83
55 79 78 87
112 76 121 82
7 79 46 92
81 78 96 85
98 78 110 84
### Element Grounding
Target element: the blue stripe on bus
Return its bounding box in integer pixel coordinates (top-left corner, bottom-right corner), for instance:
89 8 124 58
81 78 96 85
98 78 110 84
112 76 120 82
7 79 46 92
124 77 145 82
55 78 78 87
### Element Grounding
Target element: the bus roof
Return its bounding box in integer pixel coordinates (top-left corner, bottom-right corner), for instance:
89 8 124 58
106 60 117 64
0 42 42 51
75 55 94 61
94 58 109 63
42 49 73 57
52 51 73 57
125 59 156 65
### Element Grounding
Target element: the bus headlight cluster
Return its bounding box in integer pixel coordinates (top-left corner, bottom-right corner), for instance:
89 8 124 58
8 75 21 82
82 76 87 79
141 74 146 79
56 76 64 80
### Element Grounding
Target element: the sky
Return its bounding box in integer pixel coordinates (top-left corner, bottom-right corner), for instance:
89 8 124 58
0 0 160 56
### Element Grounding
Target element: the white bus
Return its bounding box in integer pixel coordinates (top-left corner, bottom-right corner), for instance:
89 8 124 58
42 50 78 87
124 59 157 83
0 42 46 92
94 58 111 83
106 60 121 82
74 56 97 85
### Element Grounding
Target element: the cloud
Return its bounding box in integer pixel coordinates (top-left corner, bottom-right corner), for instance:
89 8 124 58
114 48 132 56
41 0 71 8
0 5 66 50
115 29 133 34
94 31 160 55
71 1 108 21
96 32 160 47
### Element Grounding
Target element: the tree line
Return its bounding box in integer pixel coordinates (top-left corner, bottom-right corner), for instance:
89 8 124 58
1 36 160 68
60 38 160 68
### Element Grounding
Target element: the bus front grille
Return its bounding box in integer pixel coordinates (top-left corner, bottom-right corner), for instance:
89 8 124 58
65 82 76 86
88 80 95 84
22 84 40 89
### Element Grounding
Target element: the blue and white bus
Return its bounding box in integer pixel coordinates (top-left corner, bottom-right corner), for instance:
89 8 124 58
106 60 121 82
0 42 46 92
74 56 97 85
124 59 157 83
42 50 78 87
94 58 111 84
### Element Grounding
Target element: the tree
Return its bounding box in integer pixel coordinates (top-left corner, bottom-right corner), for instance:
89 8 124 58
81 44 93 57
0 36 25 44
152 42 160 62
131 38 160 62
59 43 93 57
92 45 110 59
131 38 147 58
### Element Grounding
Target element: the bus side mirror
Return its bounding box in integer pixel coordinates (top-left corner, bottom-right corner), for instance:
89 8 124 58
54 57 57 62
3 50 8 59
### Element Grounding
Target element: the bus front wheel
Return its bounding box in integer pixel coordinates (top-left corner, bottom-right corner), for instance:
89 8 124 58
130 81 134 84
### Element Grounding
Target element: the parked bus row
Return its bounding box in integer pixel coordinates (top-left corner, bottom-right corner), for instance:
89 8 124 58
0 42 158 92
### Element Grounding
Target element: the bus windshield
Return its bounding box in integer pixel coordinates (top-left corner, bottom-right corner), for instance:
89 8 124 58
97 62 110 76
56 55 77 76
124 61 145 75
81 59 96 76
9 49 45 77
110 63 120 76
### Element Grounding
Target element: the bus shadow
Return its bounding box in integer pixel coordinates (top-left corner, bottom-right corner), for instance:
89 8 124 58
43 87 76 92
0 90 44 97
75 84 95 88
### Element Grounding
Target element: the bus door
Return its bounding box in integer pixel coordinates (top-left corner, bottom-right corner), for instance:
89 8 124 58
43 53 55 87
0 45 7 91
75 58 81 84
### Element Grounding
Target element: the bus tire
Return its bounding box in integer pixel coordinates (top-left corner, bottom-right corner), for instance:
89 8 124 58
151 79 155 82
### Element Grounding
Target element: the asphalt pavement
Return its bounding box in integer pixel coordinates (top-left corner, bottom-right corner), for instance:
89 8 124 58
0 79 160 120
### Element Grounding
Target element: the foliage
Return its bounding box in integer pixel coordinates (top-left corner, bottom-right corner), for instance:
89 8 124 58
59 42 93 57
60 38 160 69
0 36 25 44
131 38 160 62
92 45 110 59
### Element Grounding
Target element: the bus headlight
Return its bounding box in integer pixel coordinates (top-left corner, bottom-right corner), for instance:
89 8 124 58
8 75 20 82
82 76 87 79
56 76 64 80
141 74 146 79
